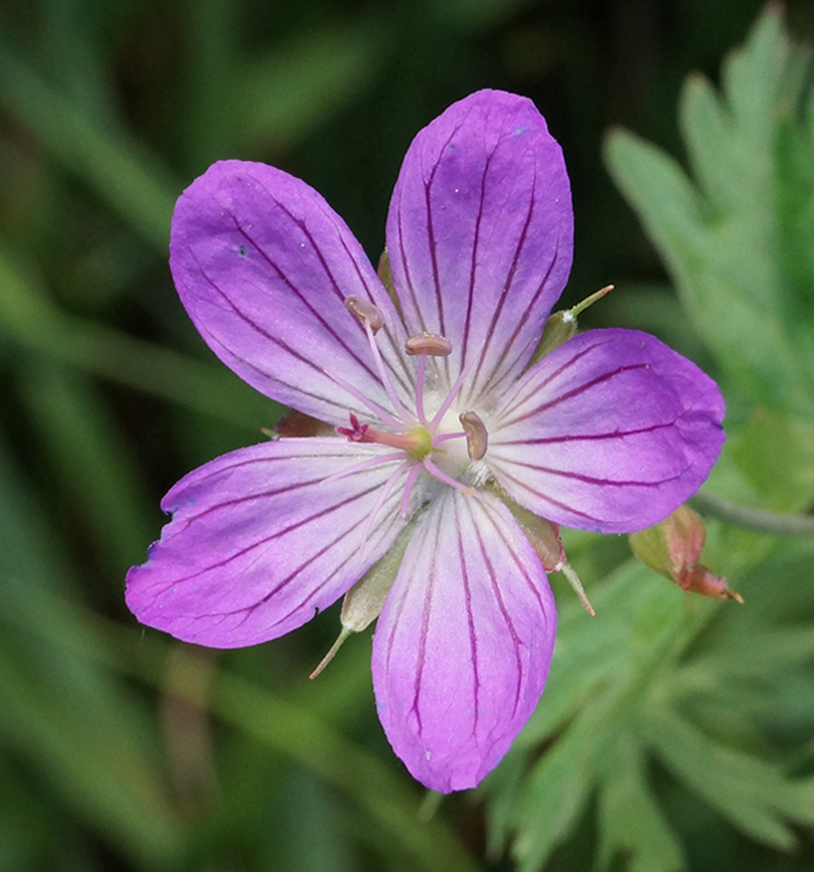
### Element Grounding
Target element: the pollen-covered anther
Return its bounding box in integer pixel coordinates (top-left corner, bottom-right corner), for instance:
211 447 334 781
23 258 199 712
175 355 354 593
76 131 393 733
345 295 385 334
405 333 453 356
459 411 488 460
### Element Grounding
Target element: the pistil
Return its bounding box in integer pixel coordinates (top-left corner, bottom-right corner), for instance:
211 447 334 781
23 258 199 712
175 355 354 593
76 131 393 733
337 414 432 459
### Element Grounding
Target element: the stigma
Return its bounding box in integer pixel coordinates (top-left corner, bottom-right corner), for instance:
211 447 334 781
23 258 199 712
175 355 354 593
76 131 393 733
336 414 433 460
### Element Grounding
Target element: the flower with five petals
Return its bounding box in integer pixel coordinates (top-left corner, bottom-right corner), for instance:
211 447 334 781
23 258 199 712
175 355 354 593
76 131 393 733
126 90 725 792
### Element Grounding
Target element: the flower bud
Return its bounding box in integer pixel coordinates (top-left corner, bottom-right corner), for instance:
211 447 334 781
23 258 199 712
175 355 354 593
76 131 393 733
498 491 595 615
272 409 335 438
629 504 742 602
529 284 613 364
377 249 403 316
310 519 415 678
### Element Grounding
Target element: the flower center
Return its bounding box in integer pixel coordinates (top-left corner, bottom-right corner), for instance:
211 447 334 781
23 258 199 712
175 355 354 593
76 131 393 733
337 295 491 511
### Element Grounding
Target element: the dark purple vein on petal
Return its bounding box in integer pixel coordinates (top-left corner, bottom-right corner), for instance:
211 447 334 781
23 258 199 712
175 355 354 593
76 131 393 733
497 337 615 421
170 447 355 492
463 170 537 407
252 186 348 306
194 258 334 378
475 236 561 406
422 123 462 388
159 481 384 588
192 481 405 630
481 505 552 622
497 456 689 488
336 233 415 394
411 505 443 739
174 457 400 531
460 149 492 372
423 124 461 341
258 486 404 628
488 462 610 525
464 500 525 719
395 194 428 336
499 362 651 429
493 419 679 446
455 498 480 738
232 218 379 383
200 323 350 415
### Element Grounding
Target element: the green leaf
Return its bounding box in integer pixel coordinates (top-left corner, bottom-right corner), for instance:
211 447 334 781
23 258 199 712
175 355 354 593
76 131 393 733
604 6 814 415
597 731 683 872
774 114 814 374
644 707 814 849
727 406 814 512
504 560 699 872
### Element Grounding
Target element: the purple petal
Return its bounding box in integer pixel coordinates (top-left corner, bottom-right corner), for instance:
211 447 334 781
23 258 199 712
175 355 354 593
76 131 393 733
125 439 407 647
385 90 573 402
372 491 556 792
170 161 412 425
489 329 726 533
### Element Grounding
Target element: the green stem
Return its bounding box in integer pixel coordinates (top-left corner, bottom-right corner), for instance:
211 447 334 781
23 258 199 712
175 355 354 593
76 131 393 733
691 491 814 537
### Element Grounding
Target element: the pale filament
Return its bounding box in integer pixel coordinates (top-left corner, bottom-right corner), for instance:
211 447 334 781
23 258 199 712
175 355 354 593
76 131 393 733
432 431 467 445
400 462 425 517
323 367 402 429
415 352 428 425
429 356 477 431
423 456 481 500
362 320 414 425
320 451 404 485
357 459 411 560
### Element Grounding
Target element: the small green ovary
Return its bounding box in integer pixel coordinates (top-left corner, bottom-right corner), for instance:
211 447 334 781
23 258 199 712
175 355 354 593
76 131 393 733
405 426 433 461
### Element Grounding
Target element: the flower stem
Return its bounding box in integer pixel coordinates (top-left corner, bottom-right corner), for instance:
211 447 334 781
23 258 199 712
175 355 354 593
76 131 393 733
690 491 814 537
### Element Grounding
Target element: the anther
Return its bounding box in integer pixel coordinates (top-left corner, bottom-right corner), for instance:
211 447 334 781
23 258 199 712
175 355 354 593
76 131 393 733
345 296 384 334
405 333 453 356
459 411 488 460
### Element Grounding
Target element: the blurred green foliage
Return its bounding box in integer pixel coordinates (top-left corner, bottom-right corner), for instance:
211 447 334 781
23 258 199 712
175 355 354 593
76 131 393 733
2 1 814 871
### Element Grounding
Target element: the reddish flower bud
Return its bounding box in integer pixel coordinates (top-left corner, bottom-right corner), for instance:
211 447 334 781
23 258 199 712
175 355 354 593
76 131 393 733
629 505 742 602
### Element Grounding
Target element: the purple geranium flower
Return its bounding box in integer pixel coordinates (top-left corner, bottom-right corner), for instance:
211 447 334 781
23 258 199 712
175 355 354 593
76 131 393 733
126 90 725 792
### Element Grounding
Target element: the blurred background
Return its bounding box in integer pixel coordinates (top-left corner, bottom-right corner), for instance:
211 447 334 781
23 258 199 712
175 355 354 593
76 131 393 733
2 0 814 870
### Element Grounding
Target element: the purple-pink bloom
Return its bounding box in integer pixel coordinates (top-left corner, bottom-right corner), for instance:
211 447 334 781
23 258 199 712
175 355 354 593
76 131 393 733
126 90 725 792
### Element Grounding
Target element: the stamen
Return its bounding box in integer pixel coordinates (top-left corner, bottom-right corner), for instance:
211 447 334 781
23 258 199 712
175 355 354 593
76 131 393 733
423 456 481 500
429 357 476 431
405 333 453 356
321 451 404 485
362 322 413 425
322 368 402 429
415 352 427 425
401 462 424 517
357 460 410 558
345 295 384 333
459 411 488 460
433 430 467 445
